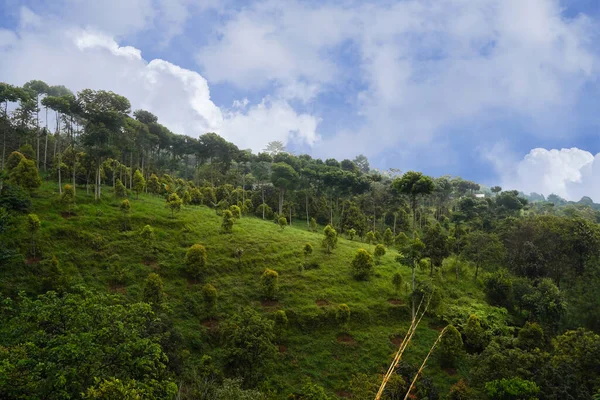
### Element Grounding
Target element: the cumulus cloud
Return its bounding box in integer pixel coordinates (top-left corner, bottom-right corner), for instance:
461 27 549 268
195 0 599 163
492 147 600 202
0 8 319 152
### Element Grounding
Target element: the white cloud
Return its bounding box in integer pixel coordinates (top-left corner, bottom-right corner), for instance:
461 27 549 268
0 9 318 152
221 98 320 152
492 147 600 202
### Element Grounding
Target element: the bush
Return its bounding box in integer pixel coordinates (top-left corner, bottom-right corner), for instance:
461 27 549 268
321 224 338 254
392 273 403 295
351 249 374 280
9 158 41 192
517 322 544 351
366 231 375 245
278 216 287 230
222 210 234 233
463 314 488 353
143 273 165 306
147 173 161 194
202 283 217 316
484 378 540 400
484 269 513 308
182 190 192 205
185 244 208 280
230 205 241 219
303 243 313 257
348 228 356 240
374 243 386 262
6 151 25 171
261 269 279 300
439 325 464 368
190 188 203 205
310 217 317 232
255 203 273 219
132 169 145 198
201 187 217 206
383 228 394 246
336 304 351 331
115 178 127 198
166 193 182 217
61 184 75 213
0 184 32 213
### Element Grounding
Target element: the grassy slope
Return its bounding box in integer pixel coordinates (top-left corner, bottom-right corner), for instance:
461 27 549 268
1 182 499 398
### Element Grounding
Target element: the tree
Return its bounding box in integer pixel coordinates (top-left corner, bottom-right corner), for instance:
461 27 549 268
353 154 370 173
83 378 144 399
221 308 276 384
439 325 464 368
27 213 40 258
392 272 403 296
115 178 127 198
392 171 434 229
261 268 279 299
190 188 203 205
132 170 145 199
491 186 502 195
336 304 351 331
383 227 394 246
348 228 357 240
143 272 165 306
397 236 425 320
485 378 540 400
230 204 241 219
366 230 375 245
140 224 155 256
278 216 287 230
166 192 182 217
147 174 161 194
273 310 288 343
463 314 488 353
462 231 505 278
271 162 298 215
374 243 386 264
185 244 208 281
351 248 374 280
422 223 450 276
263 140 286 155
119 199 131 230
321 224 338 254
0 290 176 399
9 158 41 192
310 217 317 232
202 283 217 316
61 184 75 215
222 209 234 233
6 151 25 171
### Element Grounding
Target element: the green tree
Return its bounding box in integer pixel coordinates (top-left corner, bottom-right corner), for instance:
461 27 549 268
278 216 287 230
27 213 40 258
132 169 145 199
61 183 75 215
119 199 131 230
185 244 208 281
310 217 317 232
366 230 375 245
273 309 288 343
485 378 540 400
517 322 544 351
351 248 374 280
383 227 394 246
222 209 234 233
447 380 474 400
190 188 203 205
423 223 450 276
439 325 464 368
397 236 425 319
182 190 192 205
83 378 144 400
115 178 127 198
392 272 403 296
348 228 357 240
392 171 434 229
6 151 25 171
9 158 41 192
140 224 155 251
166 192 182 217
147 173 161 194
462 231 505 279
374 243 386 264
221 308 276 384
463 314 488 353
202 283 217 316
261 268 279 299
271 162 299 215
142 272 165 306
230 204 241 219
321 224 338 254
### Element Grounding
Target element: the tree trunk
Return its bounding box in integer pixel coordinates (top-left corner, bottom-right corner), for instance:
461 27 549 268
44 106 48 172
262 185 265 219
130 152 133 190
306 191 309 228
279 187 284 216
411 262 416 321
2 101 7 171
36 94 40 169
71 116 76 195
393 213 397 235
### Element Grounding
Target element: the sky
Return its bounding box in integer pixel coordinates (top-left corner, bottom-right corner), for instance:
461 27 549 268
1 0 600 201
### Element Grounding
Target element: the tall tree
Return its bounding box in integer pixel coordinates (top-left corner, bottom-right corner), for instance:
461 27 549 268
270 162 298 216
23 80 50 169
392 171 434 231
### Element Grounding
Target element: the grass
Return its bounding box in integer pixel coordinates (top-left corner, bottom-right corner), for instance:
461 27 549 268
0 181 502 398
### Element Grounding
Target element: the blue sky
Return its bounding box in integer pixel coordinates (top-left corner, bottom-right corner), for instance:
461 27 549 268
2 0 600 200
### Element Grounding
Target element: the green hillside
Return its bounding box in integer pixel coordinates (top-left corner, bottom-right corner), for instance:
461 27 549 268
2 181 496 398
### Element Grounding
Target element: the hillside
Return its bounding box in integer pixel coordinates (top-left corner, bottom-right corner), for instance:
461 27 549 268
1 181 499 398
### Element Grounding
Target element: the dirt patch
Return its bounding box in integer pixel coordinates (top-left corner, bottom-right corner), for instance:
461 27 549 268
390 334 405 346
316 299 329 306
387 298 404 305
278 344 288 353
335 391 352 398
201 319 219 330
261 299 279 307
60 211 76 219
443 368 457 376
336 333 357 345
25 257 41 265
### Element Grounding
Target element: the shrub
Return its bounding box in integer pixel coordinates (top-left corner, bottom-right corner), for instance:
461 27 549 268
27 213 41 258
261 268 279 299
9 158 41 192
484 378 540 400
484 269 513 308
351 249 374 280
366 231 375 245
61 184 75 214
392 273 403 295
0 183 32 213
147 173 161 194
303 243 313 257
143 273 165 306
119 199 131 230
274 310 288 341
255 203 273 219
222 210 234 233
463 314 488 353
190 188 203 205
6 151 25 171
182 190 192 205
310 217 317 232
185 244 207 280
114 179 127 198
202 283 217 316
230 205 241 219
132 169 145 198
321 224 338 254
18 144 35 160
166 193 182 217
374 243 386 263
383 228 394 246
201 187 217 206
278 216 287 230
517 322 544 351
348 228 356 240
447 380 473 400
439 325 464 368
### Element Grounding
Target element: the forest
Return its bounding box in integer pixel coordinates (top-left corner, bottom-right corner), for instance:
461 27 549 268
1 80 599 400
